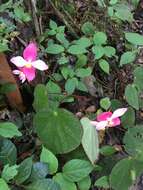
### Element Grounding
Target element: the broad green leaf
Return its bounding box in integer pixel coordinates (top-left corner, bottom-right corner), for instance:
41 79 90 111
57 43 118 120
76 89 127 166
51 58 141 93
99 59 110 74
56 33 69 48
2 164 19 182
65 78 78 94
49 20 58 30
34 108 82 154
0 122 22 138
114 4 133 22
100 97 111 110
33 84 49 112
0 139 17 165
120 51 136 66
125 84 139 110
15 157 33 184
75 67 92 78
77 81 88 92
95 176 109 188
134 67 143 91
80 118 99 164
14 7 31 22
81 22 95 36
58 56 69 65
110 158 143 190
109 0 118 5
121 107 135 128
26 179 60 190
63 159 93 182
77 176 91 190
61 67 75 79
75 55 87 68
29 162 49 181
100 146 116 156
53 173 77 190
76 37 92 48
93 32 107 45
92 46 104 59
40 147 58 174
125 32 143 45
0 178 10 190
68 45 87 55
46 44 64 54
123 125 143 156
104 46 116 57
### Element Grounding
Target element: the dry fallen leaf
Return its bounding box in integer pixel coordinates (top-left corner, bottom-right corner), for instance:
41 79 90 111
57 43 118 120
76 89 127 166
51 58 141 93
0 53 25 112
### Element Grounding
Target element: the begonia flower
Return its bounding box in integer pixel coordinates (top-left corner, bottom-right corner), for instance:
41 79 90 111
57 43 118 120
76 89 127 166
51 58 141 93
11 42 48 82
90 108 127 130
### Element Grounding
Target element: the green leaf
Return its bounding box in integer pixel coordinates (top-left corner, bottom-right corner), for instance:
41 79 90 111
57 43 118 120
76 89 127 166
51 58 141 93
56 33 69 48
63 159 93 182
53 173 77 190
125 32 143 45
92 46 104 59
95 176 109 188
77 176 91 190
125 84 139 110
14 7 31 23
109 0 118 5
123 125 143 156
134 67 143 91
0 178 10 190
93 32 107 45
120 51 137 66
15 157 33 184
33 84 49 112
0 122 22 138
100 146 116 156
80 118 99 164
61 67 75 79
49 20 58 30
110 158 143 190
0 139 17 165
34 108 82 154
75 67 92 78
65 78 78 94
40 147 58 174
121 107 135 128
76 37 92 48
100 97 111 110
0 83 16 94
46 44 64 54
75 55 87 68
26 179 60 190
104 46 116 57
2 164 19 182
46 81 61 94
99 59 110 74
58 56 69 65
77 81 88 92
68 45 87 55
29 162 49 181
81 22 95 36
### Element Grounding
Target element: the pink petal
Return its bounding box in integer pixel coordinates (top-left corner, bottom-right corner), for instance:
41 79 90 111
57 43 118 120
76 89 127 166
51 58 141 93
111 108 127 119
111 118 121 127
23 43 37 61
10 56 27 67
97 112 112 122
31 60 48 70
96 121 108 130
21 67 36 82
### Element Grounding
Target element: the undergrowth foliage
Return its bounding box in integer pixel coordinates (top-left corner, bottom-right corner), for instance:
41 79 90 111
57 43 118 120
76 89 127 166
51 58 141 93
0 0 143 190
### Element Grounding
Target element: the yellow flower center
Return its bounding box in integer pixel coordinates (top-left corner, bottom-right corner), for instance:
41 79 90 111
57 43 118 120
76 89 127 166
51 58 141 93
25 63 32 68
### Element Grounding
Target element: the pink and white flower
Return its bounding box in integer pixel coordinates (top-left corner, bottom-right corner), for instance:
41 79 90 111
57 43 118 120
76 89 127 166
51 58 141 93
11 42 48 82
90 108 127 131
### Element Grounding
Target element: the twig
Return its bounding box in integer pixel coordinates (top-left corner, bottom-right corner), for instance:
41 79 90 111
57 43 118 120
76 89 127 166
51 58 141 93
30 0 41 37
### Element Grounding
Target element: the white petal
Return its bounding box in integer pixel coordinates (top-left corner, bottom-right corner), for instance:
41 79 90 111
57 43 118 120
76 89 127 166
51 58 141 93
111 108 128 119
10 56 27 67
96 121 108 130
32 60 48 71
13 70 21 75
90 121 98 127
